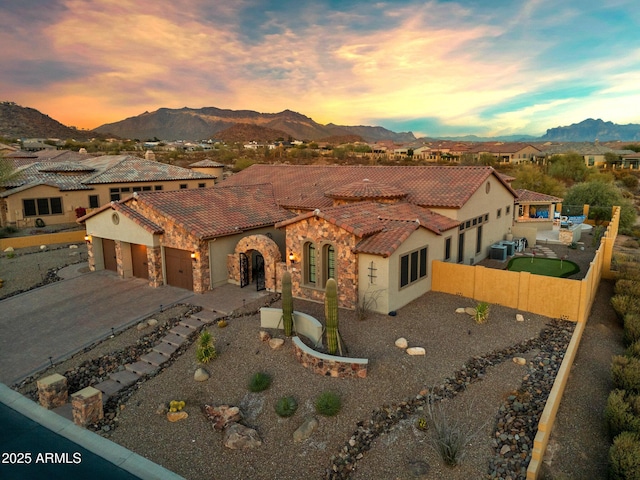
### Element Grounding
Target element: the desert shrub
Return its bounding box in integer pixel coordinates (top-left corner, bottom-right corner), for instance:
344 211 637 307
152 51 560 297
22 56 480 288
605 390 640 439
621 174 639 190
625 314 640 347
611 295 640 320
610 431 640 480
427 400 468 466
616 262 640 281
232 157 255 172
314 391 341 416
274 396 298 417
627 341 640 359
248 372 272 392
196 331 217 363
612 355 640 393
474 301 490 324
615 280 640 298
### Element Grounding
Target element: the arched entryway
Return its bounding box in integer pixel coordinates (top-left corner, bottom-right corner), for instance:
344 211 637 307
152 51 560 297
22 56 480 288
233 235 281 292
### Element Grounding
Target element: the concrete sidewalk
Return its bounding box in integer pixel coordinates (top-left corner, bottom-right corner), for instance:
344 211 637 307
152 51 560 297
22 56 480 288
0 270 194 385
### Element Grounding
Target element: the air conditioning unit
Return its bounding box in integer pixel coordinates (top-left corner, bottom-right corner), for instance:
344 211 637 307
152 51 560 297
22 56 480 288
490 244 508 261
500 240 516 256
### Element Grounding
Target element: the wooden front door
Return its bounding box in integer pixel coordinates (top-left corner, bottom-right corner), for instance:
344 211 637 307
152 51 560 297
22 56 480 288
131 244 148 280
165 247 193 290
103 239 117 272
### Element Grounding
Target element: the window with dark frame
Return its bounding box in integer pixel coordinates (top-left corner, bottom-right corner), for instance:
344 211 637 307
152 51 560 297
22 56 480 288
306 243 316 285
179 184 188 189
400 246 428 288
445 237 452 260
89 195 99 208
22 197 63 216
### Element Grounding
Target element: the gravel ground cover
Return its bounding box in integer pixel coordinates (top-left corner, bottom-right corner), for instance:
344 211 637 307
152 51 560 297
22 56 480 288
3 236 619 479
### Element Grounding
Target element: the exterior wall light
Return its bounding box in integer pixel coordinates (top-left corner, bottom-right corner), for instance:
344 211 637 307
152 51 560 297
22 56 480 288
190 252 198 261
288 252 295 262
84 234 91 243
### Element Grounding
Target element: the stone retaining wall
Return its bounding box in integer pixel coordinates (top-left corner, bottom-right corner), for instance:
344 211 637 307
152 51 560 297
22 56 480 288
292 337 368 378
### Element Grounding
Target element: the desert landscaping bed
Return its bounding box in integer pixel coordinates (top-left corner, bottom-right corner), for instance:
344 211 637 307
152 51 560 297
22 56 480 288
3 238 620 479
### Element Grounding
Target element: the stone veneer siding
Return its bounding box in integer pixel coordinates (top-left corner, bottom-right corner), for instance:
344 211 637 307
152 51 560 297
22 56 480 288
227 234 282 291
292 338 367 378
285 216 359 309
131 199 210 293
147 246 163 287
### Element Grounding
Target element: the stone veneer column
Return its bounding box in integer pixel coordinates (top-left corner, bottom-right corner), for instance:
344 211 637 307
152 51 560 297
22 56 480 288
37 373 68 409
147 246 163 287
71 386 103 427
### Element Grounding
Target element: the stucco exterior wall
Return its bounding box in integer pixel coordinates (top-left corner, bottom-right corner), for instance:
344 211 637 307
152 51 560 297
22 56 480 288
431 177 515 264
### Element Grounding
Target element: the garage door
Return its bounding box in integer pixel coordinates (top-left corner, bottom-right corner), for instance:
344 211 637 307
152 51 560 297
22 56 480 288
131 244 149 280
164 247 193 290
103 239 117 272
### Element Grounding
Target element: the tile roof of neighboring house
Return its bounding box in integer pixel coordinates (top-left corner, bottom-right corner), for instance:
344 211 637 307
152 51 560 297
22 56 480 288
325 179 408 200
277 202 459 257
222 164 516 209
130 184 295 240
83 156 213 184
536 142 635 156
189 159 225 167
515 189 563 203
0 154 215 196
467 142 540 154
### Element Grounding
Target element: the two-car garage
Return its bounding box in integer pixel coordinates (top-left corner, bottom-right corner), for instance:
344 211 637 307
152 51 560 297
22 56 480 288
164 247 193 291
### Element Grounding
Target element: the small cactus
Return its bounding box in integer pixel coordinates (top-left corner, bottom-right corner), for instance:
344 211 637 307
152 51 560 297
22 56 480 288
282 271 294 336
325 278 339 355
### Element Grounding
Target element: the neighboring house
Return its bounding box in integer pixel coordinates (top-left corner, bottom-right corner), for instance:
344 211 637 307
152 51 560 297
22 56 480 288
79 164 517 314
514 189 563 231
0 154 215 227
0 143 17 155
535 142 635 167
620 152 640 169
467 143 541 165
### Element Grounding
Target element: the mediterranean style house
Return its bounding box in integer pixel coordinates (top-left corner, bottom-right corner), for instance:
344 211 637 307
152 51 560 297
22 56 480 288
0 153 216 228
80 164 518 314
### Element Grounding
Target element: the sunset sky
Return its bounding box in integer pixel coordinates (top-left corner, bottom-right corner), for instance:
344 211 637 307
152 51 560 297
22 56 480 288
2 0 639 137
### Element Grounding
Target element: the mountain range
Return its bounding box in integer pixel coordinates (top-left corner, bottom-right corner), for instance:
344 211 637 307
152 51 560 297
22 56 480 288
1 101 640 144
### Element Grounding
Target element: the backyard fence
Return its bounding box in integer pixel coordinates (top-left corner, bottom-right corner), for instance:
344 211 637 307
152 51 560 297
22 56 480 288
0 230 86 251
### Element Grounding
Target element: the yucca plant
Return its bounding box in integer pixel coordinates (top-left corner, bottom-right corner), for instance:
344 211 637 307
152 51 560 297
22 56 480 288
474 301 490 324
196 330 217 363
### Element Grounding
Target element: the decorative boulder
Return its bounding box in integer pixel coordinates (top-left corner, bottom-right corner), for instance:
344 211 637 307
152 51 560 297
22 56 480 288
395 337 408 349
513 357 526 366
147 318 158 327
194 368 210 382
136 322 147 331
203 404 242 430
259 331 271 342
293 416 319 442
515 314 525 322
464 307 476 316
223 422 262 449
269 338 285 350
167 411 188 422
455 307 466 314
406 347 426 356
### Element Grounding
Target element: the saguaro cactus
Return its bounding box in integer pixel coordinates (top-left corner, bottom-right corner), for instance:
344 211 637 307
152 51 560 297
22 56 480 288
325 278 339 355
282 270 294 336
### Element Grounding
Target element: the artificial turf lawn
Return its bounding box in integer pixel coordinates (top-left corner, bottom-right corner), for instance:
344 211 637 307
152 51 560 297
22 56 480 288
507 256 580 278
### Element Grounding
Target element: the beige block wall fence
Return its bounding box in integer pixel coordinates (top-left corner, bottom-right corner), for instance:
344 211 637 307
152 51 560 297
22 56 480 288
432 207 620 479
0 230 86 250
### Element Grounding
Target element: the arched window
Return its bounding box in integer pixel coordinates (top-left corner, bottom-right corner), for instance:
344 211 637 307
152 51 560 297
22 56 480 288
304 242 316 285
324 244 336 282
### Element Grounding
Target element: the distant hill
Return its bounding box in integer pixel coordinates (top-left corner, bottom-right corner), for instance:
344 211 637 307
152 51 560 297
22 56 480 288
0 101 98 140
540 118 640 142
215 123 290 143
94 106 415 143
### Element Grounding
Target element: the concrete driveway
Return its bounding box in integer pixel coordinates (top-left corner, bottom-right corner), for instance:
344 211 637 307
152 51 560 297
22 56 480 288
0 270 194 385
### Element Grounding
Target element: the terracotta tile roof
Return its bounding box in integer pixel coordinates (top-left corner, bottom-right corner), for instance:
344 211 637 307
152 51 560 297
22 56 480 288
515 189 563 203
325 179 407 200
222 164 516 209
85 156 214 184
189 159 225 167
132 184 294 239
467 142 540 154
1 154 215 196
353 220 419 257
277 202 459 257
